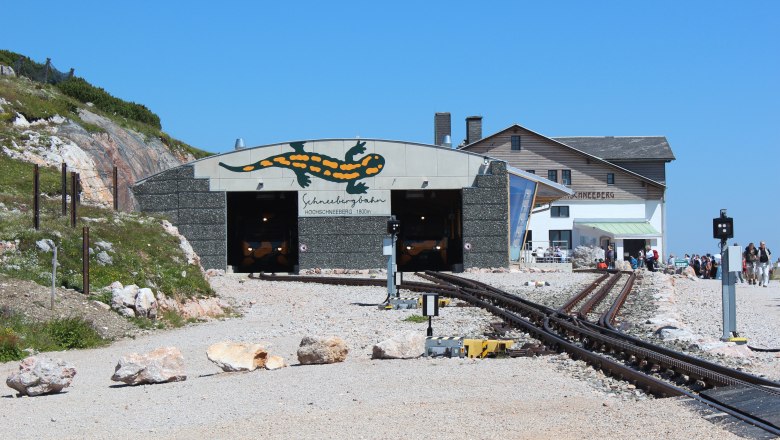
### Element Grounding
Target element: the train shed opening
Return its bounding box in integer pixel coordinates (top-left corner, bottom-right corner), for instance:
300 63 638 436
392 190 463 272
227 192 298 273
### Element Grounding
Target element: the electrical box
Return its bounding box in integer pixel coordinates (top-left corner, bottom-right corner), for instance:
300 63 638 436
727 246 742 272
425 337 464 357
382 237 393 256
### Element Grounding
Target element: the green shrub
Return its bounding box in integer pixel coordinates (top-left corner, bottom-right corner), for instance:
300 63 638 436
56 77 161 129
43 317 105 349
0 327 23 362
159 309 185 328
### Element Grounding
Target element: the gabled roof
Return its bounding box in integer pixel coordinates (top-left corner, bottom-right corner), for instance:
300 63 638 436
551 136 675 161
460 124 666 188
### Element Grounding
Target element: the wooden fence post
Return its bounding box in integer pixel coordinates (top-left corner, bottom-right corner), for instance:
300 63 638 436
82 226 89 296
61 163 67 216
70 172 77 227
33 164 40 230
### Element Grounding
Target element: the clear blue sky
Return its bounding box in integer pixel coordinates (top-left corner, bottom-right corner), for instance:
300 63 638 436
5 1 779 257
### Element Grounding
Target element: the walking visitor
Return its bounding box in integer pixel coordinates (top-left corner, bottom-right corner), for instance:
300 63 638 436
757 241 772 287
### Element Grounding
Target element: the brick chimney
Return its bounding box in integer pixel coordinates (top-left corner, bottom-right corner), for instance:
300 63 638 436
434 112 451 146
466 116 482 145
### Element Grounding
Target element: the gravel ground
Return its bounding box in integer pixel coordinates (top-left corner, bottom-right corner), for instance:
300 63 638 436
0 272 750 439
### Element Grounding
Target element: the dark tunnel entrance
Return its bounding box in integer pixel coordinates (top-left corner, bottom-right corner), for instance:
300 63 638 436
392 190 463 272
227 192 298 273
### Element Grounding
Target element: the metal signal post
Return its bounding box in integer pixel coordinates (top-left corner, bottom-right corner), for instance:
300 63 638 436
713 209 744 343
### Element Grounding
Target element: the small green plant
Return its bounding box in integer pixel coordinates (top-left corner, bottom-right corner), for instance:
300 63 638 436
43 317 105 349
89 289 112 306
160 309 185 328
402 315 428 323
0 327 23 362
0 310 107 361
128 316 163 330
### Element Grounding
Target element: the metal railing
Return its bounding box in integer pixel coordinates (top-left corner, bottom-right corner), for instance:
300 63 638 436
513 240 571 263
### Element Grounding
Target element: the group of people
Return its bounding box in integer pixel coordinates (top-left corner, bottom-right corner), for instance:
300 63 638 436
739 242 773 286
596 242 775 285
686 254 720 279
674 241 773 286
598 245 659 271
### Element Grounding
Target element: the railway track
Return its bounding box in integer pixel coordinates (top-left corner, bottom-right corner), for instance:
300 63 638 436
252 270 780 436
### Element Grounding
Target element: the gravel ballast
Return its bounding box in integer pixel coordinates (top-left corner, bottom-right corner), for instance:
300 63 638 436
1 271 768 439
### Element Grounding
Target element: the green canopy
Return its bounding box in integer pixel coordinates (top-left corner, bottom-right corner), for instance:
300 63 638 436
576 221 660 238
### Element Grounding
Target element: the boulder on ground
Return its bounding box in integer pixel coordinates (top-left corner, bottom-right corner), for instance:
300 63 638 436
681 266 697 280
6 356 77 396
372 332 425 359
207 341 268 372
571 245 604 269
112 284 138 309
265 355 287 370
0 65 15 77
134 288 157 319
297 336 348 365
111 347 186 385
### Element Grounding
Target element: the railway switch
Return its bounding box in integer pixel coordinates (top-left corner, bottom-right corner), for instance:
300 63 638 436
425 336 464 357
425 337 514 358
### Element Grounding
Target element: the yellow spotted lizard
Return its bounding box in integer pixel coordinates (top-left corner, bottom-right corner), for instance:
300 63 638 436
218 141 385 194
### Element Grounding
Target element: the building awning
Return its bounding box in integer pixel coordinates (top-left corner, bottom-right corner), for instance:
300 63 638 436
575 221 660 239
506 166 574 204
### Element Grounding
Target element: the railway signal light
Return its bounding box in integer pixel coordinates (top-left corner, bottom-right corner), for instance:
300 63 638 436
387 217 400 235
712 209 733 240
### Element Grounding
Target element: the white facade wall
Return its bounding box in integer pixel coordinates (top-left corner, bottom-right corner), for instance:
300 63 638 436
527 199 664 260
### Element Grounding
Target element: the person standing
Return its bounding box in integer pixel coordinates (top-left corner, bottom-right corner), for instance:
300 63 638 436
757 241 772 287
637 249 645 268
744 243 759 285
606 245 615 270
645 245 656 272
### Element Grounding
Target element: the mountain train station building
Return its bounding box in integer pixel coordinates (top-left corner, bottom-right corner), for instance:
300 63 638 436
133 114 673 272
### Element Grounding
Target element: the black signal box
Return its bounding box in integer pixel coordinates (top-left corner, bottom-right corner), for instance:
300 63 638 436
387 218 400 235
712 215 734 240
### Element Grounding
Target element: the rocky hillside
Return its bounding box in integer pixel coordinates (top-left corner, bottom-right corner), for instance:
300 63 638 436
0 56 210 210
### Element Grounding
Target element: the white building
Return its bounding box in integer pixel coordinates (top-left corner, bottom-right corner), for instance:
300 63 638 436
459 119 675 263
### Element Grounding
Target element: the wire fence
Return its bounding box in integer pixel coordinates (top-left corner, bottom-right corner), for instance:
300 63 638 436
11 57 74 85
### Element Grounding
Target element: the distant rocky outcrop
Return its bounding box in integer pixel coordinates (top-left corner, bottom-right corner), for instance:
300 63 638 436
2 108 196 210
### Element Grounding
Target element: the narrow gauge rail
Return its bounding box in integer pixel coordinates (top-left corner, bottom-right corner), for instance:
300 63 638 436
253 271 780 435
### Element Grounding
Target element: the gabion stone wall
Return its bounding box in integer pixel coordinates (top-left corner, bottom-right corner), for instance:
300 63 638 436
297 216 387 269
133 166 227 270
461 161 509 269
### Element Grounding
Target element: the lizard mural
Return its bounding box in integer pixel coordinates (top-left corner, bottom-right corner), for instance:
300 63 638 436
218 141 385 195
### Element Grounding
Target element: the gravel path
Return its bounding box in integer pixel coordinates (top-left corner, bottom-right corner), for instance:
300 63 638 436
0 272 754 439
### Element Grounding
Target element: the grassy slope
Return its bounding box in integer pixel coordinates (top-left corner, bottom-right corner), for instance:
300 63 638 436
0 75 211 160
0 153 212 298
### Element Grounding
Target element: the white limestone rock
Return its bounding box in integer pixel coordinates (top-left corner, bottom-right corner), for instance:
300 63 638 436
134 288 157 318
111 347 186 385
264 355 287 370
6 356 77 396
0 65 15 77
297 336 348 365
207 341 268 372
372 332 425 359
96 251 113 266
